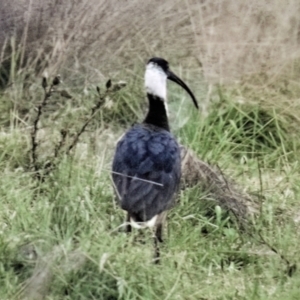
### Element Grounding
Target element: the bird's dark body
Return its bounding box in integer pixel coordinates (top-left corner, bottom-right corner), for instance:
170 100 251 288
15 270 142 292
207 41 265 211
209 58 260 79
112 123 181 223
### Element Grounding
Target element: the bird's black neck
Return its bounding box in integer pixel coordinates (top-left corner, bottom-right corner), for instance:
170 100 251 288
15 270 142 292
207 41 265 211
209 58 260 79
143 93 170 131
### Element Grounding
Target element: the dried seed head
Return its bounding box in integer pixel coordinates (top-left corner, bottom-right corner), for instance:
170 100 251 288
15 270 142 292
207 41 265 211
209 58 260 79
106 79 112 90
96 86 100 94
42 77 48 89
60 129 67 136
52 75 61 86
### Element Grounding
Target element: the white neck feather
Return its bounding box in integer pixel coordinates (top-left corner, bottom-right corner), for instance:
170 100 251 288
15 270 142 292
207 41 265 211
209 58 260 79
145 62 167 101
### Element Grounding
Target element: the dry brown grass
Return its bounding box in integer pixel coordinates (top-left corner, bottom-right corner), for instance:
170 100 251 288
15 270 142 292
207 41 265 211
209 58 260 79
1 0 300 85
180 145 258 225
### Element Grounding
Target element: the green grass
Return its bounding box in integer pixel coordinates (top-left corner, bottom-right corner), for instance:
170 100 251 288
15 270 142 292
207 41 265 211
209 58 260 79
1 78 300 300
2 1 300 298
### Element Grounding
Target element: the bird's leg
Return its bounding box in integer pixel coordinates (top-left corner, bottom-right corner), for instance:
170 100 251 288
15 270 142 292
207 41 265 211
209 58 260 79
153 223 163 264
154 236 160 264
126 213 132 233
155 223 163 243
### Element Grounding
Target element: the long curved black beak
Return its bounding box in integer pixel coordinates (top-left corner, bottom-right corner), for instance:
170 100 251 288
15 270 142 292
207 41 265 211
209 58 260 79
167 70 199 109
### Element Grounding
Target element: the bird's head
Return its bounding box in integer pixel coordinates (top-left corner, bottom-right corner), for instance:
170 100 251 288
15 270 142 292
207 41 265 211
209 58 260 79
145 57 198 109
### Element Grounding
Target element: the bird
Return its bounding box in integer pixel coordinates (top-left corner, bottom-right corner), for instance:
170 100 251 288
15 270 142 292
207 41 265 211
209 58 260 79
112 57 198 262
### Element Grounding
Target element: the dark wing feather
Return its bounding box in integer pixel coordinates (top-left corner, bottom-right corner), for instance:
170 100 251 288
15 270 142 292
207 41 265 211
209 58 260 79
112 124 181 222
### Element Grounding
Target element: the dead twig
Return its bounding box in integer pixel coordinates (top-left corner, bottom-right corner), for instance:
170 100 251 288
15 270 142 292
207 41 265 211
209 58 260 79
30 75 60 179
30 78 126 182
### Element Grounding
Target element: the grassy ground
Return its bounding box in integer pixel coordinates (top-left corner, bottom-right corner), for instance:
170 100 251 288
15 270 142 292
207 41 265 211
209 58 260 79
1 75 300 299
1 1 300 299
